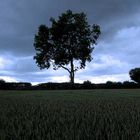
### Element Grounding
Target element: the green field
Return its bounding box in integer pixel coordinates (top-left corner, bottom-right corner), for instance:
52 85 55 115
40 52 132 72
0 89 140 140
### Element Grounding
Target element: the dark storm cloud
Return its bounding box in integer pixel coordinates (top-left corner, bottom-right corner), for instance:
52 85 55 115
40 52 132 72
1 0 140 54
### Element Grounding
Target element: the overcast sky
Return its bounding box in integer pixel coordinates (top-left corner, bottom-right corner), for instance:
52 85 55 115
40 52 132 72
0 0 140 84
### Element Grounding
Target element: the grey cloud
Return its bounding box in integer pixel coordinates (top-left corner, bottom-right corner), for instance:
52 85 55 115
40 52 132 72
0 54 69 82
1 0 140 54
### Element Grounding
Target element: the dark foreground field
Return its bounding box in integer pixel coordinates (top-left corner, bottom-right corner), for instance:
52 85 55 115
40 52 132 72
0 89 140 140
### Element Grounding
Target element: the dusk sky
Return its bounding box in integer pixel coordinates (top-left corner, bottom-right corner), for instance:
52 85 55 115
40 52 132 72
0 0 140 84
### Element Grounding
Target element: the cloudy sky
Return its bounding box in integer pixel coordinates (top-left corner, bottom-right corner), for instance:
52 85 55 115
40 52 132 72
0 0 140 84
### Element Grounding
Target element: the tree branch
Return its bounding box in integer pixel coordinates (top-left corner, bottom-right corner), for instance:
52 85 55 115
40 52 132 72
60 65 71 73
74 67 80 72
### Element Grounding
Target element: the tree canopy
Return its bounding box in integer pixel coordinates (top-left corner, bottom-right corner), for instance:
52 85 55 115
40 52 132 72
34 10 101 83
129 68 140 84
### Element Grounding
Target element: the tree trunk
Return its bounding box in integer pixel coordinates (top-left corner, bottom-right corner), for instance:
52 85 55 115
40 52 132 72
70 71 74 84
70 59 74 84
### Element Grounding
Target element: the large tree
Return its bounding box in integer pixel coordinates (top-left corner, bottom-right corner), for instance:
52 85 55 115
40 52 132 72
34 10 101 83
129 68 140 84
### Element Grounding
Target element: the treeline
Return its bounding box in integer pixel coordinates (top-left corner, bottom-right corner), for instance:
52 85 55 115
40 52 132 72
34 81 140 90
0 80 32 90
0 80 140 90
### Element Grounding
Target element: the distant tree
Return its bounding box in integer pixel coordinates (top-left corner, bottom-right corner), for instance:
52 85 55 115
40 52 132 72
106 81 114 85
34 10 101 83
83 80 92 89
0 79 5 84
0 79 6 90
129 68 140 84
83 80 92 85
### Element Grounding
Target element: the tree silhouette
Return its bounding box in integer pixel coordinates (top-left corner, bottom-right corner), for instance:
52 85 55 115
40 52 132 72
0 79 5 84
34 10 101 83
129 68 140 84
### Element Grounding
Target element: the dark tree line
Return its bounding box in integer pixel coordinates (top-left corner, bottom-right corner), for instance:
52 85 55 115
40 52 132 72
0 80 32 90
34 81 140 90
0 80 139 90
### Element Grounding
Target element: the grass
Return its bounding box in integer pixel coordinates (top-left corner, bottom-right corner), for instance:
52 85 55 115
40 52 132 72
0 89 140 140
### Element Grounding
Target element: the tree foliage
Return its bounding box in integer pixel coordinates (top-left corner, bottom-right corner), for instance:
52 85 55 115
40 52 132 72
0 79 5 84
129 68 140 84
34 10 101 83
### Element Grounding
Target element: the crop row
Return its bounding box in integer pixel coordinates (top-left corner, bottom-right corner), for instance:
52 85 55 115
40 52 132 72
0 98 140 140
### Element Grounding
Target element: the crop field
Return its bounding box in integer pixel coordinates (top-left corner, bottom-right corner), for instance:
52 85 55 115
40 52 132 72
0 89 140 140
